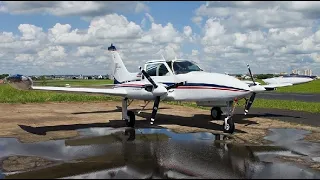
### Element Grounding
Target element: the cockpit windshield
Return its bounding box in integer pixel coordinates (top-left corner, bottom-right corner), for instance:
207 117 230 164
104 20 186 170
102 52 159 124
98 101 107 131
172 60 203 74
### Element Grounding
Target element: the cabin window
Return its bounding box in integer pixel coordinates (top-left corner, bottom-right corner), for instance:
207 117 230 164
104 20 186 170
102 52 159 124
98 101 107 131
158 64 169 76
146 63 158 76
146 62 171 76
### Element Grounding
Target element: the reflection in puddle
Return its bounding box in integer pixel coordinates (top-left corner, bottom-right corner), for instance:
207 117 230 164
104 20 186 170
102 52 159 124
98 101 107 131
1 127 320 179
78 127 219 142
264 128 320 161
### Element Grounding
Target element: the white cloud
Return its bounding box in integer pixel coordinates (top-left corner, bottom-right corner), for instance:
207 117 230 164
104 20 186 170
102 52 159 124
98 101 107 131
2 2 320 75
0 13 188 75
183 26 192 37
1 1 149 18
192 49 199 56
191 16 203 26
90 14 143 40
18 24 46 41
192 1 320 74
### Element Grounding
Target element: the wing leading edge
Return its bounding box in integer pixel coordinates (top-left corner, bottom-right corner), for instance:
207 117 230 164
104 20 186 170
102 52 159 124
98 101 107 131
32 86 127 96
5 74 127 97
261 83 293 91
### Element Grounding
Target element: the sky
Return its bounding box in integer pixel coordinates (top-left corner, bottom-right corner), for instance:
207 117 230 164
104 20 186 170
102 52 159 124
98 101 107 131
1 1 320 76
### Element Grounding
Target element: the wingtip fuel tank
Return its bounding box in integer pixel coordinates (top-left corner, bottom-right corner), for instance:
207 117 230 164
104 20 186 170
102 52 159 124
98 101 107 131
5 74 33 90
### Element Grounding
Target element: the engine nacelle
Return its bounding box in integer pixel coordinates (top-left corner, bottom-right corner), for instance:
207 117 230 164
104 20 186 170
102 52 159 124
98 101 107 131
5 74 33 90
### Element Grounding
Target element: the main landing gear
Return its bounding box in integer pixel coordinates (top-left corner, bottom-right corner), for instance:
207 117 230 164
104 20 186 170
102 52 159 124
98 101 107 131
122 98 136 127
210 107 223 120
121 98 151 128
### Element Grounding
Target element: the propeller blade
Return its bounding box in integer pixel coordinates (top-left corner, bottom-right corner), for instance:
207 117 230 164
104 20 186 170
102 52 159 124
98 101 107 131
150 96 161 124
244 92 256 115
246 64 256 85
139 67 158 88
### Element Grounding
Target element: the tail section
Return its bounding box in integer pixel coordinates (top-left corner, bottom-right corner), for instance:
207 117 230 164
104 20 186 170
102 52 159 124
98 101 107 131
108 44 140 84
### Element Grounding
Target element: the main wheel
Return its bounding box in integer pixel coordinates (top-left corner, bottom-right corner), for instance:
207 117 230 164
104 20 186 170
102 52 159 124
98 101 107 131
223 118 235 134
125 110 135 127
211 107 222 120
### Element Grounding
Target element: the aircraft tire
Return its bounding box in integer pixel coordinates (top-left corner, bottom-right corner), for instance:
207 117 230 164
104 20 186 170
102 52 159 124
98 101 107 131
126 110 135 127
211 107 222 120
223 118 235 134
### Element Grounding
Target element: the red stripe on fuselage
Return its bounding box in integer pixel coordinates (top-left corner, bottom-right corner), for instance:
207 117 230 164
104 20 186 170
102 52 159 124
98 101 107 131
176 86 248 92
116 84 248 92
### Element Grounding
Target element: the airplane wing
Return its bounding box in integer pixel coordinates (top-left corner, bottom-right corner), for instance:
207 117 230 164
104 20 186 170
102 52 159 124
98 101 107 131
260 83 293 91
241 80 261 85
32 86 127 96
5 74 128 97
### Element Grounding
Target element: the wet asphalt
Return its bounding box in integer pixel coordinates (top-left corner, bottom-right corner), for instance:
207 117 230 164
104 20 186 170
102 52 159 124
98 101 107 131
233 108 320 127
1 127 320 179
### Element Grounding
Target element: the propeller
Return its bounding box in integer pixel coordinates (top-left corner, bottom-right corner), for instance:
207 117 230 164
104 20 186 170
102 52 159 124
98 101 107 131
244 64 257 115
247 64 256 86
139 66 185 124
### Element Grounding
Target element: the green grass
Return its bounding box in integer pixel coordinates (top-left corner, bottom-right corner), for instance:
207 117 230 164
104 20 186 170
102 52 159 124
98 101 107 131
1 78 319 113
275 79 320 94
0 84 120 103
252 99 320 113
33 79 114 87
166 98 320 113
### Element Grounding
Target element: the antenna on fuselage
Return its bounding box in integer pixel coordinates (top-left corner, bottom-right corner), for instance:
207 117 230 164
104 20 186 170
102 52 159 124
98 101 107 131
161 54 166 61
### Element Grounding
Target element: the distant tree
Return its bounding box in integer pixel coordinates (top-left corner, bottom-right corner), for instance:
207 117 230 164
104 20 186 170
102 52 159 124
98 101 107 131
256 74 274 79
39 76 47 86
0 74 9 79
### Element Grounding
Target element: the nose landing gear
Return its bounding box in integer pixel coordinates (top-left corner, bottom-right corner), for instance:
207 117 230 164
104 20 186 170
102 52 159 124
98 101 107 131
222 101 236 134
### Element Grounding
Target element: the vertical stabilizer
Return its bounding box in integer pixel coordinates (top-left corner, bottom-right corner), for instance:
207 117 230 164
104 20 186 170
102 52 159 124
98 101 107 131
108 44 139 84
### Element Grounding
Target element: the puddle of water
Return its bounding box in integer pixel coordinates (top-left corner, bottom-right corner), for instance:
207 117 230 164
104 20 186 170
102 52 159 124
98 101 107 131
264 128 320 159
78 127 218 142
1 127 320 179
312 157 320 163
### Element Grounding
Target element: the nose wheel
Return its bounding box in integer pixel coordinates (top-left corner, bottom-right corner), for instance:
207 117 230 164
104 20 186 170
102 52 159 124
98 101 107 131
222 101 236 134
223 116 235 133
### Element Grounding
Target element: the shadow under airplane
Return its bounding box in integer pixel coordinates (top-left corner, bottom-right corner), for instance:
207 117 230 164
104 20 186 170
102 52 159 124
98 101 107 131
19 109 248 136
18 105 305 136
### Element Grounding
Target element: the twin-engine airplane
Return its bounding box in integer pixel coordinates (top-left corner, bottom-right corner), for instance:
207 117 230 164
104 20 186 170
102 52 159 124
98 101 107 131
6 44 295 134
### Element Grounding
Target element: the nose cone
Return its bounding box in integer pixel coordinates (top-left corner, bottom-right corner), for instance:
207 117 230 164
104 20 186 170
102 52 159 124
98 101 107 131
249 84 266 92
5 74 33 90
152 83 168 97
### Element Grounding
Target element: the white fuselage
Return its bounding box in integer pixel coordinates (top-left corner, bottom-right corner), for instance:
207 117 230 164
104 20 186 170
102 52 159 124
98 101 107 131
114 71 252 102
